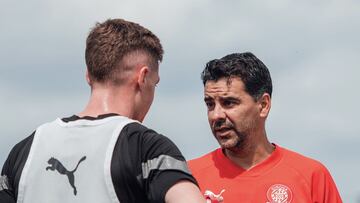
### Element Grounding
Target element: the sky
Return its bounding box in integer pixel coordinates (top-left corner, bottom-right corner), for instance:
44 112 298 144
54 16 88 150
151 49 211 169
1 0 359 202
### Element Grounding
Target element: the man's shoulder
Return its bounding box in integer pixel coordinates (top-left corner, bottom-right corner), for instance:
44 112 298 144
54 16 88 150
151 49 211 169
118 122 182 158
7 133 35 162
188 149 219 173
278 145 330 174
1 131 35 197
122 122 167 141
276 145 341 200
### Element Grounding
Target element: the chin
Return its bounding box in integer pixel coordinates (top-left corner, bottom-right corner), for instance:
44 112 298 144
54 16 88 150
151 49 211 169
218 139 237 149
219 138 246 151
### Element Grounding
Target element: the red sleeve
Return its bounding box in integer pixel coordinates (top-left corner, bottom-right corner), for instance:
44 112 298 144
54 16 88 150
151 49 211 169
311 165 342 203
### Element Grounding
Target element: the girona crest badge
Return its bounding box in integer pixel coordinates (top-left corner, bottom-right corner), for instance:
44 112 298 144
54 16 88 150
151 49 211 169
266 184 292 203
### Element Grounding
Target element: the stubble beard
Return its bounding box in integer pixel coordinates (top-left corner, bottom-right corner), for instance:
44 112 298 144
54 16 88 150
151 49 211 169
212 124 248 152
215 120 256 154
212 120 256 153
231 119 259 154
223 129 247 153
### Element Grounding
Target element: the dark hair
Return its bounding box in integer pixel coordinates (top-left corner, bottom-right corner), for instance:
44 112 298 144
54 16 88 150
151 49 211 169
85 18 163 84
201 52 272 100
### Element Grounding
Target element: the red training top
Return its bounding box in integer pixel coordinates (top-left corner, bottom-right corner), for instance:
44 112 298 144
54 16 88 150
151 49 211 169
188 145 342 203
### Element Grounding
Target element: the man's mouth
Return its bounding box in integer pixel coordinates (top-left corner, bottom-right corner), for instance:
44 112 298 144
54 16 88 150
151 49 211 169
214 127 232 136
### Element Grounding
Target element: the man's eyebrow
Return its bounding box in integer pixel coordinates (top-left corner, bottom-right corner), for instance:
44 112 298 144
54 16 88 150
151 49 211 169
220 96 238 100
204 96 212 101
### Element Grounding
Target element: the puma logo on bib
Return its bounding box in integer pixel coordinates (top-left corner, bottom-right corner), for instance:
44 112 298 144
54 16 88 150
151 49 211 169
46 156 86 195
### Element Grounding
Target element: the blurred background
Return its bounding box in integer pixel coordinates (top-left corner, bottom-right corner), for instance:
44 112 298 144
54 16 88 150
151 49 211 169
1 0 359 202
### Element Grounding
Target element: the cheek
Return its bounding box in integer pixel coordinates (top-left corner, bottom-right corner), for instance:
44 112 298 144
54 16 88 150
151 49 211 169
207 112 213 126
226 109 251 127
208 116 219 133
148 85 155 100
224 109 240 121
149 91 155 105
235 109 259 128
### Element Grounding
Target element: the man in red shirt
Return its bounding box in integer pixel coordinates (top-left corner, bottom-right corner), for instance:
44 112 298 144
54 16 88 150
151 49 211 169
188 52 342 203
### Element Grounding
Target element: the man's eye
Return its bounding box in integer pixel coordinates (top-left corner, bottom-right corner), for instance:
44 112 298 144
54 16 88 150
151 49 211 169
223 100 234 107
205 102 214 109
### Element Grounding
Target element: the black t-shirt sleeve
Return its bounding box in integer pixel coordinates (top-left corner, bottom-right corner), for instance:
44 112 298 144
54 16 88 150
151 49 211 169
111 122 197 203
0 133 34 203
1 157 15 203
140 129 198 202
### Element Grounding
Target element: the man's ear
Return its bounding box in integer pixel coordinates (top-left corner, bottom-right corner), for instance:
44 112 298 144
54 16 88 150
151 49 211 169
258 93 271 118
136 65 149 90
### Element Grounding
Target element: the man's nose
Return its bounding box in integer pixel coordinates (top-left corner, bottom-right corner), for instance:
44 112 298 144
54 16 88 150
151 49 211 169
211 105 226 120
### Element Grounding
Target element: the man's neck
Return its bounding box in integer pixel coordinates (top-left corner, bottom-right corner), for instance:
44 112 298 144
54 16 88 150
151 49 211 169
224 138 275 170
78 86 136 119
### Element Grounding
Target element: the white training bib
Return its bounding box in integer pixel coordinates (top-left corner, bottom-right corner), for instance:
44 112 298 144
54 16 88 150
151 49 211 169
17 116 135 203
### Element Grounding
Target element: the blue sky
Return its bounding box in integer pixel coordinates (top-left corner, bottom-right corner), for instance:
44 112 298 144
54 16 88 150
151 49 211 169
1 0 359 202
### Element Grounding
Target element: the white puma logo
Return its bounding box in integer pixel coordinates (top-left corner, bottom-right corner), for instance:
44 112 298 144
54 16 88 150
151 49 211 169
205 189 225 202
